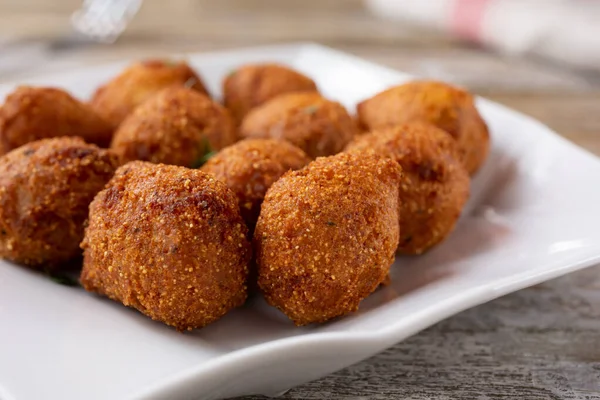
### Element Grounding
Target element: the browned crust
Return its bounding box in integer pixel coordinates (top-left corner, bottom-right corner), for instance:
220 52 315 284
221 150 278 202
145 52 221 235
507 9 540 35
80 161 251 331
201 138 310 231
110 87 236 167
0 86 114 154
255 152 401 325
356 80 490 175
0 137 119 268
223 63 318 124
346 122 470 254
90 59 210 129
240 92 358 158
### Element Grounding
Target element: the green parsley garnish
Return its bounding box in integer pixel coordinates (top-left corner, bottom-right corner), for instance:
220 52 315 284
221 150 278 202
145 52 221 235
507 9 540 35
227 69 238 79
49 273 80 287
304 105 319 114
162 59 180 67
183 77 198 89
191 137 216 168
194 151 216 168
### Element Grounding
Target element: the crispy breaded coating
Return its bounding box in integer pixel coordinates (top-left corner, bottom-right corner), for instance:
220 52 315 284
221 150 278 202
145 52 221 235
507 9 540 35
0 137 119 269
0 86 113 154
356 80 489 175
255 152 401 325
80 161 251 331
201 138 310 232
240 92 357 158
346 122 470 254
110 87 237 167
90 59 209 129
223 63 318 124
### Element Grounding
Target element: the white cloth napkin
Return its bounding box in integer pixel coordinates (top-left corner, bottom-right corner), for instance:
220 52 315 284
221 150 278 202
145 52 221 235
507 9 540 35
366 0 600 72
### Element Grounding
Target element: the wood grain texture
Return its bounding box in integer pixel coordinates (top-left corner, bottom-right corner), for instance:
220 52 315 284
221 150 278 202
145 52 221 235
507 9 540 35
0 1 599 398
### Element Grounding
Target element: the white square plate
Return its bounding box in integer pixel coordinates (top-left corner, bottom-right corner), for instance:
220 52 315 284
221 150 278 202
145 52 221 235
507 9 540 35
1 43 600 400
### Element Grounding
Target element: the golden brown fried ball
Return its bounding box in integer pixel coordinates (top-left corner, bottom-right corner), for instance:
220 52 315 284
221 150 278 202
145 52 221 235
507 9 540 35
346 122 470 254
0 86 113 154
110 87 237 167
223 63 318 124
90 59 209 129
80 161 251 331
240 92 357 159
201 138 310 231
356 80 490 175
0 137 119 269
255 152 401 325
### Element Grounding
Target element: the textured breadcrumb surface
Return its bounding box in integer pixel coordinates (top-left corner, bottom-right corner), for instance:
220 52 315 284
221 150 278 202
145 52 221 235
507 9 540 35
0 137 119 268
223 63 318 124
356 80 489 175
0 86 114 154
255 152 401 325
201 138 310 231
346 122 470 254
111 87 236 167
240 92 358 158
80 161 251 331
90 59 209 129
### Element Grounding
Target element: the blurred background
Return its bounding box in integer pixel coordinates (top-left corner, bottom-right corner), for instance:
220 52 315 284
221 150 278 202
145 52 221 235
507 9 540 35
0 0 599 151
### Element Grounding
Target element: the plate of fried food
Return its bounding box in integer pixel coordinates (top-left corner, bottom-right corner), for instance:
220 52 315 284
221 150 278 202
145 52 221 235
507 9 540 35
1 43 600 400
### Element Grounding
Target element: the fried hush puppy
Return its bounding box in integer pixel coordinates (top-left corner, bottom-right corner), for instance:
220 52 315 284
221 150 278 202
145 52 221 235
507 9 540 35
110 87 236 167
0 137 119 269
240 92 357 158
223 63 318 124
356 80 490 175
345 122 470 254
80 161 251 331
201 138 310 231
255 152 402 325
0 86 113 154
90 59 209 129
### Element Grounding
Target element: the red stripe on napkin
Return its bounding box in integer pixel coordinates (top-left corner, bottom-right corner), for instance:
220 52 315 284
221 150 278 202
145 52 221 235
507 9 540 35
451 0 493 40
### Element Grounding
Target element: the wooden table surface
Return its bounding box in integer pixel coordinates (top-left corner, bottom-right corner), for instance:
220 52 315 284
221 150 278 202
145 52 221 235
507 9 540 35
1 1 599 398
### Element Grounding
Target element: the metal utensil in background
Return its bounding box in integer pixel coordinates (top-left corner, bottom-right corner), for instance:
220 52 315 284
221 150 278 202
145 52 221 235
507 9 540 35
0 0 142 79
71 0 142 43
